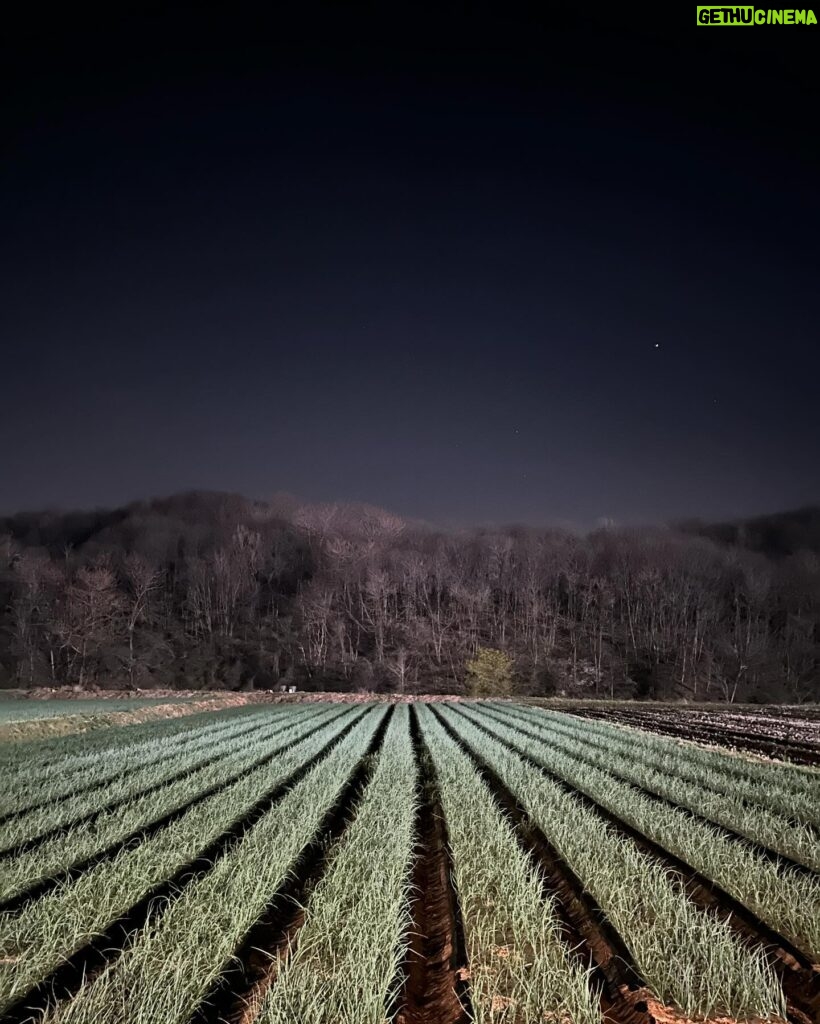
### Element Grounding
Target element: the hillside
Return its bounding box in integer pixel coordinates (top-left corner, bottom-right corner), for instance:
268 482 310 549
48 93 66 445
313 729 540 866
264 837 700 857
1 493 818 702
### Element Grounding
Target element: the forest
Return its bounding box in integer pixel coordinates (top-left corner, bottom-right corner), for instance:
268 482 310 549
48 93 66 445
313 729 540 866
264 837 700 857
1 493 818 702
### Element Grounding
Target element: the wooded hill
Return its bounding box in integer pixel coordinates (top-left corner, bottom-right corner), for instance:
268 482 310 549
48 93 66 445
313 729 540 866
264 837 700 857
1 493 818 701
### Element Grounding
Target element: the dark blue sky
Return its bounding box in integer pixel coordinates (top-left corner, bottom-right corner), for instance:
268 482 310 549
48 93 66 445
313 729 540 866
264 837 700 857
2 7 818 526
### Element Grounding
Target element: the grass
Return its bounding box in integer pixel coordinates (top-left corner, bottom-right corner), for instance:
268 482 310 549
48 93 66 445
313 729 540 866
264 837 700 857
0 703 260 775
0 706 323 850
0 707 364 1014
0 697 190 725
495 703 820 862
0 705 347 903
0 704 304 816
0 698 810 1024
514 703 820 826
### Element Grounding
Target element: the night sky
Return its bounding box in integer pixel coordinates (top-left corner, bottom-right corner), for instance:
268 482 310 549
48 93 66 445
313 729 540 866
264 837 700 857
2 7 818 527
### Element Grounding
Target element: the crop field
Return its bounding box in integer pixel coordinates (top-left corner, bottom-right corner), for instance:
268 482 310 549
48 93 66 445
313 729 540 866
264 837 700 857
0 698 194 726
535 701 820 766
0 701 817 1024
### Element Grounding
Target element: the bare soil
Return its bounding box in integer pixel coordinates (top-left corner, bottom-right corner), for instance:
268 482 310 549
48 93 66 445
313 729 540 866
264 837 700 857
394 708 471 1024
559 705 820 766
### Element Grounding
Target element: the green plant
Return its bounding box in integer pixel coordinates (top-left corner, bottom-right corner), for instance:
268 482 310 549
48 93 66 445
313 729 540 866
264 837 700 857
41 708 387 1024
473 702 820 959
0 708 367 1014
465 647 514 697
418 706 600 1024
260 706 416 1024
441 705 786 1020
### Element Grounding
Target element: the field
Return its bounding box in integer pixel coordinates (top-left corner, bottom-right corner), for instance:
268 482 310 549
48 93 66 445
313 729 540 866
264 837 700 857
0 695 260 744
0 700 817 1024
0 698 194 726
529 701 820 767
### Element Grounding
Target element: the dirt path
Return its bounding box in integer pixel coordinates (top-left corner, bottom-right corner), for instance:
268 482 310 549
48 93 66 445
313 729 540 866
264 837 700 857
394 708 471 1024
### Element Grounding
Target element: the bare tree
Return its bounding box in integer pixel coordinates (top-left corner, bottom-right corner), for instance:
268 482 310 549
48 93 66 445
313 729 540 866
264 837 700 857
122 554 161 686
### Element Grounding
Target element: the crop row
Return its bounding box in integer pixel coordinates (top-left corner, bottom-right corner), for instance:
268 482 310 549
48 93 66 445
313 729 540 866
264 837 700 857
438 705 786 1020
488 703 819 871
0 697 187 726
0 705 348 904
0 702 259 776
4 703 285 790
531 703 819 811
465 703 820 962
418 705 600 1024
2 700 813 1024
0 703 305 817
0 705 323 852
502 702 820 837
259 704 416 1024
0 706 367 1015
41 706 389 1024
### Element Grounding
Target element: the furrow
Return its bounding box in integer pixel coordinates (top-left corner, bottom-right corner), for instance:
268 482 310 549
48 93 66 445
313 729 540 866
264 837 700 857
393 705 472 1024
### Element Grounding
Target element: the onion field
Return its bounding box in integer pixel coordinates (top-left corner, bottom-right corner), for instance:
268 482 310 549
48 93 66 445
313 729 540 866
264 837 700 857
0 700 817 1024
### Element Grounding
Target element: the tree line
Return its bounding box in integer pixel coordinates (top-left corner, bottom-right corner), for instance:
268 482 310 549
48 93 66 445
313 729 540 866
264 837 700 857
1 492 818 702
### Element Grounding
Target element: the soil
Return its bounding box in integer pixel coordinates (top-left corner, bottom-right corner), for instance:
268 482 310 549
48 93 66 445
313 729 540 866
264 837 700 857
394 708 471 1024
559 705 820 766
